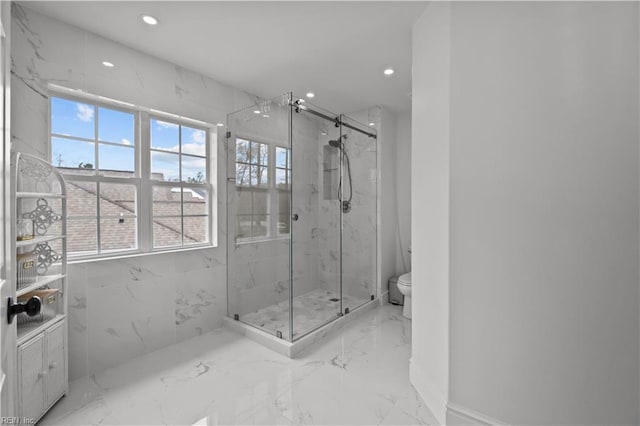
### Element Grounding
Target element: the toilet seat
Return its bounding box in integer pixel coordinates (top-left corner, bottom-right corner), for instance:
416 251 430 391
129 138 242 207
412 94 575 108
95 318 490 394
398 273 412 287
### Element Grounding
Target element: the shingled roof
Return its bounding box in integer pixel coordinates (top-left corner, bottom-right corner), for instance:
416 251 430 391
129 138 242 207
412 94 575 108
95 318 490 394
60 168 207 254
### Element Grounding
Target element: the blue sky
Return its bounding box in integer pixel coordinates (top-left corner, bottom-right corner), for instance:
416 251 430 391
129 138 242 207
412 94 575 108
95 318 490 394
51 97 207 182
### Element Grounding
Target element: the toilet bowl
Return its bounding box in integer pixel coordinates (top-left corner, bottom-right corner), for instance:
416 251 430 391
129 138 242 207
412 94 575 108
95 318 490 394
397 272 412 319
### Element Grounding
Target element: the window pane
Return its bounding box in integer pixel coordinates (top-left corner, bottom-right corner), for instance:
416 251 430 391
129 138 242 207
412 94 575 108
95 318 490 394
278 191 291 235
237 188 252 216
275 147 288 168
67 218 97 255
236 215 252 239
150 119 179 152
257 166 268 186
98 107 134 145
182 155 206 183
98 144 135 173
181 126 206 157
66 181 96 217
252 215 269 238
153 217 182 247
236 163 250 185
51 97 95 140
52 137 95 172
249 165 258 186
100 217 137 252
100 183 136 217
250 142 259 164
183 188 207 215
276 168 287 188
183 216 208 245
236 139 250 163
151 151 179 181
153 186 181 216
253 191 268 216
259 144 268 166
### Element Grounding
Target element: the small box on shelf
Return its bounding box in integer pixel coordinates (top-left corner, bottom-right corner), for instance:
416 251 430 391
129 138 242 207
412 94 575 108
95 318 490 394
16 252 37 289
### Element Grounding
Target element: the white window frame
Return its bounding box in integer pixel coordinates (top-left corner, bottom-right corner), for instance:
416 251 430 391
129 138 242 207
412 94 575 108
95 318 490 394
48 89 215 260
234 135 290 243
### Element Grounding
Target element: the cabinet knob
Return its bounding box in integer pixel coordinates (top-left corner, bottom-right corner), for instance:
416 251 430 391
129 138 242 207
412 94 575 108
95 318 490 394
37 371 48 379
49 362 57 370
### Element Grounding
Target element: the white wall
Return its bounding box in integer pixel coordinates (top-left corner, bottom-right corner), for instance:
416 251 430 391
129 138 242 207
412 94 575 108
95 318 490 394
395 110 411 274
11 4 254 380
410 2 451 424
412 2 640 425
380 107 398 288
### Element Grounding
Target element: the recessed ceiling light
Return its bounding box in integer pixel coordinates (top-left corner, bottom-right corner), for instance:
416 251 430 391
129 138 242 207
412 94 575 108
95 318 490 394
253 110 261 114
369 122 375 127
262 114 270 118
216 123 224 127
102 61 114 68
383 68 394 76
306 92 315 98
141 15 158 25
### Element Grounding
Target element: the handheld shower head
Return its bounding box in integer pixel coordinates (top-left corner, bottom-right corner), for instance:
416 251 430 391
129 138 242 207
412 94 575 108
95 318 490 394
328 134 347 148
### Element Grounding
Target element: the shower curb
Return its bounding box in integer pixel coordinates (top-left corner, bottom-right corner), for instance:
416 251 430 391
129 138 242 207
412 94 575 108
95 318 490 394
224 297 381 358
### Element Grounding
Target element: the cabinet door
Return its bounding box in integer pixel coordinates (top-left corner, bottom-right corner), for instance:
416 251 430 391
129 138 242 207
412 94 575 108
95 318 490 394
45 322 65 406
18 334 44 420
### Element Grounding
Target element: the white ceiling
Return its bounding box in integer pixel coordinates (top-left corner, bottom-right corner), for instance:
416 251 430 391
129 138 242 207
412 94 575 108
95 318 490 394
23 1 426 114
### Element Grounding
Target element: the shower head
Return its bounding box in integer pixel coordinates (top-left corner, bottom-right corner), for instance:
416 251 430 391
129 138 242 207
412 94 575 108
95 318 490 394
328 134 347 148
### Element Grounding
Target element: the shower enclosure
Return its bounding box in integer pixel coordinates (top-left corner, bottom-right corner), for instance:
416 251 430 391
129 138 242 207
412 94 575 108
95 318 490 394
226 93 377 342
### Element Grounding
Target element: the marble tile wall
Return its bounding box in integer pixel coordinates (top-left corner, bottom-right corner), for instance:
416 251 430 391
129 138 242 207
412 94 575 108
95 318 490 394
317 115 378 301
11 4 256 380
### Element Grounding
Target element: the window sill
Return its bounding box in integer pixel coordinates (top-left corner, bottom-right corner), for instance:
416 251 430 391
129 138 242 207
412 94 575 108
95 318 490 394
68 244 217 265
235 236 290 246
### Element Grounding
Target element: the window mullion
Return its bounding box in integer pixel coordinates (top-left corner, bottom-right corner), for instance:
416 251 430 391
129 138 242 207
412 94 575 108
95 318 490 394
94 106 101 253
139 112 152 252
269 144 276 237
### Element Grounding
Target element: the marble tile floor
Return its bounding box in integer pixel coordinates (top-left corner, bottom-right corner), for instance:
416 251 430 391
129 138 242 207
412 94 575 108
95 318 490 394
240 288 370 339
40 304 436 426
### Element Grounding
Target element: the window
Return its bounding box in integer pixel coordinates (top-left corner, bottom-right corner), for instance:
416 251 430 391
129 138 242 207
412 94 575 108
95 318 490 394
50 94 213 258
235 138 290 240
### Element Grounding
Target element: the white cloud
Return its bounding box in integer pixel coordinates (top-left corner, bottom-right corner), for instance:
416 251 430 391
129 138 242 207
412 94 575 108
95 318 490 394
121 138 132 146
155 120 179 130
190 129 206 144
76 103 94 122
181 142 206 157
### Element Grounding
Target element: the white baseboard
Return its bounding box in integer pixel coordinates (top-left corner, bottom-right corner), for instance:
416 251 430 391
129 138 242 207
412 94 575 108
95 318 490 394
446 402 509 426
409 358 448 425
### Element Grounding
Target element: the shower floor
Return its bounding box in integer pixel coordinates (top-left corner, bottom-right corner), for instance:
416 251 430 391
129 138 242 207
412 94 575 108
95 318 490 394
240 288 368 339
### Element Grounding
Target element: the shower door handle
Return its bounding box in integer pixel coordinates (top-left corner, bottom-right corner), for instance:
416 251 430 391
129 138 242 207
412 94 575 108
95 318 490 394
291 214 299 221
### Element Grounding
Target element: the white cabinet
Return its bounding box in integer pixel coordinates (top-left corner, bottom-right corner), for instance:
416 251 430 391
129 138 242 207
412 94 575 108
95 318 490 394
18 334 44 421
45 321 65 406
17 320 66 422
12 152 68 422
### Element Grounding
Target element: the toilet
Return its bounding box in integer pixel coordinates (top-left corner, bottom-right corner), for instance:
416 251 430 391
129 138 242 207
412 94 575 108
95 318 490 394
397 272 412 319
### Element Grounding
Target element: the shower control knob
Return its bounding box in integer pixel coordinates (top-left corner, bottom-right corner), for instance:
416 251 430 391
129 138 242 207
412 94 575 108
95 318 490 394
292 214 299 221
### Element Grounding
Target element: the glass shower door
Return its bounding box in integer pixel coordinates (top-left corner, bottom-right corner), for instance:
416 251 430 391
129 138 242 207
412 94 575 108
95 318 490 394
226 94 293 340
337 114 378 314
290 99 342 340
